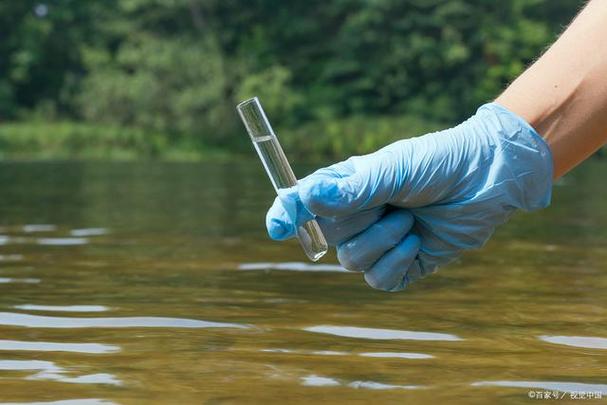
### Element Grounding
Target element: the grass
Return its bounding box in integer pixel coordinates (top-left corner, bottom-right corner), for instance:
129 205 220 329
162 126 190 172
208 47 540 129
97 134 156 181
0 115 444 162
0 121 231 161
10 116 601 162
283 114 444 161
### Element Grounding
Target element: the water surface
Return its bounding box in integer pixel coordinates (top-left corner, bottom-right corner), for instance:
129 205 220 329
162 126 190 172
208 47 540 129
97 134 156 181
0 160 606 404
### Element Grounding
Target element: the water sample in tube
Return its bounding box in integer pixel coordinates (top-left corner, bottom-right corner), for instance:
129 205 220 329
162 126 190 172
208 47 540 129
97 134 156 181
237 97 328 261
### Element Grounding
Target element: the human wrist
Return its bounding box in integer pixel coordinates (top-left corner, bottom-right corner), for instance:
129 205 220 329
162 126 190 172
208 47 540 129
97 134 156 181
476 102 553 211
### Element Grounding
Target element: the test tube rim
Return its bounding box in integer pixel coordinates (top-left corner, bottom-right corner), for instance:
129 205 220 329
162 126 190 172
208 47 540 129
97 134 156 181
236 97 260 110
236 96 276 142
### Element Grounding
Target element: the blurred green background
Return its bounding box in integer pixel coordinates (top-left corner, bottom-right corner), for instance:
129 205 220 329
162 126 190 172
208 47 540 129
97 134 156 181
0 0 585 161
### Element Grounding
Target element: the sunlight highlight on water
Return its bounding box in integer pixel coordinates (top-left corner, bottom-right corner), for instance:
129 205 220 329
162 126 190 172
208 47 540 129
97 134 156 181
358 352 434 359
348 381 421 390
539 335 607 350
0 254 23 262
301 375 423 390
2 400 115 405
0 312 250 329
23 225 57 233
14 305 109 312
0 278 40 284
301 375 340 387
36 238 88 246
0 161 605 403
304 325 462 341
0 340 119 354
238 262 348 272
69 228 108 237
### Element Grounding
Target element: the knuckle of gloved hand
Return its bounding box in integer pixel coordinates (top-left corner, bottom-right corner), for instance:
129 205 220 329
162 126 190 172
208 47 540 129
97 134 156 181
363 268 399 292
380 210 413 241
337 241 372 272
314 220 339 246
378 221 405 246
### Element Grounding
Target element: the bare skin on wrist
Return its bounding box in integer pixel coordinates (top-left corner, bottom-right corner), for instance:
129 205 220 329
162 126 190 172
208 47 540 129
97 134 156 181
496 0 607 179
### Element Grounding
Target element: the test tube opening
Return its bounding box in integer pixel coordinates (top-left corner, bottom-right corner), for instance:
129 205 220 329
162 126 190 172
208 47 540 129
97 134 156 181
236 97 276 142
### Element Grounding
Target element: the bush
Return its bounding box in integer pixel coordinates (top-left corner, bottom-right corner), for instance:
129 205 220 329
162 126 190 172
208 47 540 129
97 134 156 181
78 34 236 146
283 114 443 161
0 121 166 160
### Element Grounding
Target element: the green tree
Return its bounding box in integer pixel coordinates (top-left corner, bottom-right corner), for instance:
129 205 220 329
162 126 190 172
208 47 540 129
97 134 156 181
0 1 107 118
0 0 588 158
79 34 233 145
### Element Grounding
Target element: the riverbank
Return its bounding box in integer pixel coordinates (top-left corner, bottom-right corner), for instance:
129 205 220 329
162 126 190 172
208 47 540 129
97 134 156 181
0 116 443 161
0 121 230 161
4 118 603 162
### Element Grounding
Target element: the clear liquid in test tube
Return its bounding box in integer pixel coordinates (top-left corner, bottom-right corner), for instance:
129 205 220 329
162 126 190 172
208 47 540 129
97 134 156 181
237 97 328 262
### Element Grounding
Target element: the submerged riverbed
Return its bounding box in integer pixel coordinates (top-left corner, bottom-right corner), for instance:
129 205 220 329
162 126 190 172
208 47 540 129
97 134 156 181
0 160 606 404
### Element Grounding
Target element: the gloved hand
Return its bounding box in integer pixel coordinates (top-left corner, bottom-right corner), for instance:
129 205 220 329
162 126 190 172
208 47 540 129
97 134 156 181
266 103 553 291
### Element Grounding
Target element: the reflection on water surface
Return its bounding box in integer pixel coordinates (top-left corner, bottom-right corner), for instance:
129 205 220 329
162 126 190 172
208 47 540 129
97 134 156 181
0 340 119 354
13 305 109 312
0 161 605 403
304 325 462 341
0 312 249 329
538 335 607 350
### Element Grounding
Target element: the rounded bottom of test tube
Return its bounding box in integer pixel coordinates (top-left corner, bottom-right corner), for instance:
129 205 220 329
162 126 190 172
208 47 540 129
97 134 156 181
307 249 328 262
297 221 328 262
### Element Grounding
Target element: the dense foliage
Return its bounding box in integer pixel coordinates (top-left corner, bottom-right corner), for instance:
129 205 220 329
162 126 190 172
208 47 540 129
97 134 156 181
0 0 583 159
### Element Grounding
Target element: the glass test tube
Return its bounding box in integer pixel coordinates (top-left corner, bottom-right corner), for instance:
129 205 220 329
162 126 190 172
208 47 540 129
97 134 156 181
237 97 328 262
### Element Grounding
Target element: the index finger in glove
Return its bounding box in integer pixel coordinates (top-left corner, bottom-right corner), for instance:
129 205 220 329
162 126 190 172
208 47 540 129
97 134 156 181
266 193 386 244
265 160 355 241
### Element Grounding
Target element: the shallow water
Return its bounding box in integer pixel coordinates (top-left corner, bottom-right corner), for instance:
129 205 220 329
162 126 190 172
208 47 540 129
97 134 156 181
0 160 606 404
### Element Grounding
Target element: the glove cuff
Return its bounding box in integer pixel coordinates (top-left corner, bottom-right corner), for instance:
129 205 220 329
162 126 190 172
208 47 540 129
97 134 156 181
476 102 554 211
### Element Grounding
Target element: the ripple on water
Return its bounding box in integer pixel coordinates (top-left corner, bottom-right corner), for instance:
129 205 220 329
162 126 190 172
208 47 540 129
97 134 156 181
539 335 607 350
0 233 98 247
36 238 88 246
0 360 60 371
29 372 121 386
0 254 23 262
311 350 347 356
261 348 347 356
23 224 57 233
0 340 119 354
359 352 434 359
0 278 40 284
0 312 249 329
304 325 462 341
0 236 28 245
261 349 433 359
1 400 115 405
347 381 421 390
472 380 607 394
238 262 348 272
301 375 422 390
70 228 108 237
14 305 109 312
301 375 340 387
0 360 120 386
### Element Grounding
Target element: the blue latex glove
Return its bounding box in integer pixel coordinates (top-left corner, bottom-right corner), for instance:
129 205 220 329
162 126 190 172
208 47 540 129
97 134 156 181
266 103 553 291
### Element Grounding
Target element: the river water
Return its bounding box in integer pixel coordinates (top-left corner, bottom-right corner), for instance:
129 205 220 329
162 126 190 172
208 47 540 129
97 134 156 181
0 160 605 404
